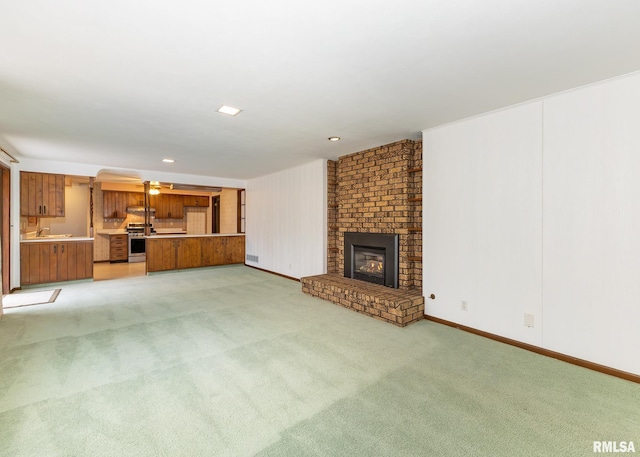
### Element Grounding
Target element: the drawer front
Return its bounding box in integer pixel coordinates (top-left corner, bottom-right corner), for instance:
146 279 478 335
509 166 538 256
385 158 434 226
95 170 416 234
110 235 127 247
110 234 128 261
110 240 128 260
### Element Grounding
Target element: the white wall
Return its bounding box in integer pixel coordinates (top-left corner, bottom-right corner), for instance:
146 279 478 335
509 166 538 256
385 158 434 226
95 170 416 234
542 73 640 374
423 102 543 346
423 71 640 375
245 159 327 279
39 183 91 237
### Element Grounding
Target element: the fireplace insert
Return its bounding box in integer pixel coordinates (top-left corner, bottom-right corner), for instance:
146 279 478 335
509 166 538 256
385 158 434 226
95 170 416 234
344 232 399 288
353 246 385 285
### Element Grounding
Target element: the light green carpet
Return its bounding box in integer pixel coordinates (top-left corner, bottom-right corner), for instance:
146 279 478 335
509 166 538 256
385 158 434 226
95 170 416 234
0 265 638 456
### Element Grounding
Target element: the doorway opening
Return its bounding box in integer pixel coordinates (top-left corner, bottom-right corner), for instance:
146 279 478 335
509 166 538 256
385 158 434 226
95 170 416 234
212 195 220 233
1 165 10 295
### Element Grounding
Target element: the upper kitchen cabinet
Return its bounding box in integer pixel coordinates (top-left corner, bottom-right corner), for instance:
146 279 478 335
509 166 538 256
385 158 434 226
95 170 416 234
103 191 146 218
102 191 128 219
128 192 145 208
183 195 210 207
20 172 65 217
151 194 184 219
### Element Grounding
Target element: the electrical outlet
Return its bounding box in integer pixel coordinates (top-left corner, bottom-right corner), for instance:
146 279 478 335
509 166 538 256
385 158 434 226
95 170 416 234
524 313 535 328
461 300 468 311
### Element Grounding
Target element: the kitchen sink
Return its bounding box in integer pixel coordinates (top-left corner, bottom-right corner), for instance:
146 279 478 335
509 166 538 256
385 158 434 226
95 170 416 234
38 234 73 238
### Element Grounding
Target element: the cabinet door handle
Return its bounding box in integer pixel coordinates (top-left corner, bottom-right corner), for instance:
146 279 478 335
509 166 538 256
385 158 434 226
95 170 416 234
39 205 42 214
61 245 64 253
54 245 57 254
43 205 47 214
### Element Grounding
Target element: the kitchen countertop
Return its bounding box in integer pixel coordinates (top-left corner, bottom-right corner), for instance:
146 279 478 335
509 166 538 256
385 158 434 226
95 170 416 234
21 237 94 243
96 229 189 235
146 233 245 239
96 230 128 235
154 229 187 235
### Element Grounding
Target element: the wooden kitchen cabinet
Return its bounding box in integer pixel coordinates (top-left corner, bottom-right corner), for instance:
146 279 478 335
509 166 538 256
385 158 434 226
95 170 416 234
147 237 202 271
20 171 65 217
109 234 128 262
176 238 202 269
150 194 184 219
165 194 184 219
201 237 217 266
20 240 94 285
146 238 176 271
21 242 57 284
210 236 245 265
102 191 127 219
127 192 145 208
103 191 145 218
182 195 210 207
147 235 245 272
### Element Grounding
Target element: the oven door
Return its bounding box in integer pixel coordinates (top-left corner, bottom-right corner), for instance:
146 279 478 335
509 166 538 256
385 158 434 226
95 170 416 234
128 236 146 263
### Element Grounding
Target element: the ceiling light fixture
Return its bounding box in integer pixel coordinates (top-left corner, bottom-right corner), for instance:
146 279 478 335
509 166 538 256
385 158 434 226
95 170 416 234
328 136 341 142
217 105 242 116
162 158 175 163
149 181 161 195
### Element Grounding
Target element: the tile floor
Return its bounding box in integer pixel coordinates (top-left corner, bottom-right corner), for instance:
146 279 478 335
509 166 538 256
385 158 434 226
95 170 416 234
92 262 147 281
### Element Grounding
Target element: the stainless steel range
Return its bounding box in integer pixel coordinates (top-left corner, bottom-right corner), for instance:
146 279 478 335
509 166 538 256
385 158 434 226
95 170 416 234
126 222 153 263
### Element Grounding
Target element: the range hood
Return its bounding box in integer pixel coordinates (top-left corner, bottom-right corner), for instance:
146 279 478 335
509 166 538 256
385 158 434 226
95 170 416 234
127 206 155 213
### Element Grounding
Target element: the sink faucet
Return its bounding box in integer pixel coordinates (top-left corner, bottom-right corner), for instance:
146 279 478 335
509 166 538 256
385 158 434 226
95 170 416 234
36 227 50 237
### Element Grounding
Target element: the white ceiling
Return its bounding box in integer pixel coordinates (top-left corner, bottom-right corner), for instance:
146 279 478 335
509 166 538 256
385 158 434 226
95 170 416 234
2 0 640 179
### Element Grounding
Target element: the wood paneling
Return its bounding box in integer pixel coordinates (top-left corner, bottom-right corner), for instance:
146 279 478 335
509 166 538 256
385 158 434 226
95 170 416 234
20 171 65 217
128 192 145 208
150 194 184 219
102 191 133 219
147 236 244 272
20 241 93 285
146 238 175 272
2 165 10 295
109 234 128 262
182 195 209 207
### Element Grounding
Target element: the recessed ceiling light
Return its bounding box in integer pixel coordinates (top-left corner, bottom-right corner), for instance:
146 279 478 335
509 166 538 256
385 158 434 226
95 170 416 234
162 158 175 163
218 105 242 116
328 136 341 142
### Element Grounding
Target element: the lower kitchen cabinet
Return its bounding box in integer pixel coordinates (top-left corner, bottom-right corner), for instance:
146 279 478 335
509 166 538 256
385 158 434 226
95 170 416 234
147 235 245 272
212 235 245 265
176 238 203 269
146 238 175 272
20 240 94 285
109 234 128 262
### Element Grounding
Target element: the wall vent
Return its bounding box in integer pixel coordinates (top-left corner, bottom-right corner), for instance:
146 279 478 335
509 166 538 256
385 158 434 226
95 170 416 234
246 254 259 263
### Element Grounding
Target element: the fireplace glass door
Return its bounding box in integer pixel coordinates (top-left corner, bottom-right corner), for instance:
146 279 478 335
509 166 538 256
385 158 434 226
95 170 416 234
353 246 385 286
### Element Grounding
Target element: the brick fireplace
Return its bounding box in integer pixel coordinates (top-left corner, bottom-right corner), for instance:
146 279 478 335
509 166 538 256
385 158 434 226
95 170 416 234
301 139 424 327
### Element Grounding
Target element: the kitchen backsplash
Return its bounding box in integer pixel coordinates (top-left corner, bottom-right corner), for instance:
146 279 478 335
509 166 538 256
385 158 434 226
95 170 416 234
102 206 208 232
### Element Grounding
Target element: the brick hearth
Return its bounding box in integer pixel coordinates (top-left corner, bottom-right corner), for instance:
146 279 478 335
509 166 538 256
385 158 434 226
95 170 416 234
302 139 424 326
302 274 424 327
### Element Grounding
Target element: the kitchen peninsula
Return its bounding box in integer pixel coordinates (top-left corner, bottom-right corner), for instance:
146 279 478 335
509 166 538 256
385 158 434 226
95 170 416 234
146 233 245 272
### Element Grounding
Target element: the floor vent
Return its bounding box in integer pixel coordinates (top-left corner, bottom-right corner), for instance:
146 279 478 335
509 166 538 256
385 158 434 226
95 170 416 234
246 254 259 263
